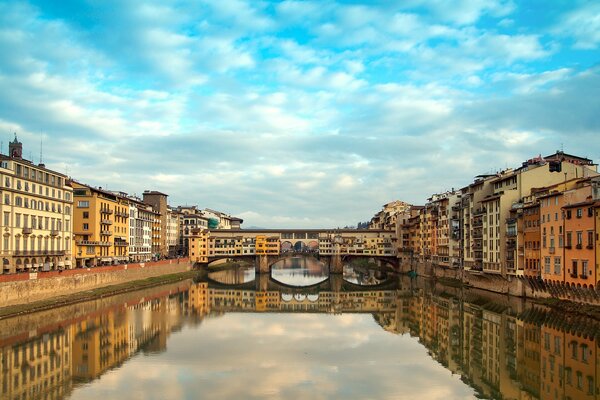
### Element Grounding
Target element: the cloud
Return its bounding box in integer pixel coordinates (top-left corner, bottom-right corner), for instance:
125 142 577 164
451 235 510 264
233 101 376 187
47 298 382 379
0 0 598 228
555 2 600 49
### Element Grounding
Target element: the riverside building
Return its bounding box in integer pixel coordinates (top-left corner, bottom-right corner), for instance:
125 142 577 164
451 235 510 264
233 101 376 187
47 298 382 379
72 182 130 267
0 135 73 273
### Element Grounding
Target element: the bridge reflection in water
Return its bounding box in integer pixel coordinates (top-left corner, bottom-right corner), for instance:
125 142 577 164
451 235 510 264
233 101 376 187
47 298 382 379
0 267 599 399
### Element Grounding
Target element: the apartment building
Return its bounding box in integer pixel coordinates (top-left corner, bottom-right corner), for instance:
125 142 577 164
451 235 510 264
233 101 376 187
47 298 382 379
127 197 156 262
72 182 129 267
0 136 73 273
142 191 169 257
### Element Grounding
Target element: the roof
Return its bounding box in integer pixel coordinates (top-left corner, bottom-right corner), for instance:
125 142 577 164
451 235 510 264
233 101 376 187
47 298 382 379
562 200 595 209
209 228 396 234
143 190 169 197
72 180 130 201
544 151 594 164
0 154 68 178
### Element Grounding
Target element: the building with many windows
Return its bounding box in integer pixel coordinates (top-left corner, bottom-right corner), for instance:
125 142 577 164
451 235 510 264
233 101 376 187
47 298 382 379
0 135 73 273
127 196 156 263
72 182 129 267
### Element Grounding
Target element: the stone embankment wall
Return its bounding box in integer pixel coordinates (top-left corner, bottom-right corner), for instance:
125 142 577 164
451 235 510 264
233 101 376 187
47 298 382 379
402 261 599 305
0 259 191 308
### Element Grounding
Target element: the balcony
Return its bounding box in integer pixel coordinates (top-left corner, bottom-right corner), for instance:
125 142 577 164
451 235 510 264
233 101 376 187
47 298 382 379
101 219 113 225
76 240 111 247
100 209 113 215
586 244 594 249
579 274 588 280
115 211 129 218
100 230 113 236
576 244 582 249
50 229 59 236
22 227 32 235
548 247 555 254
565 244 572 249
114 241 128 247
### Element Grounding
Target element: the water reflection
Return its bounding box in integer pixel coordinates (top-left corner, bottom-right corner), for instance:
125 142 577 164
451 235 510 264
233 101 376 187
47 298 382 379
270 256 328 286
343 265 388 285
208 266 255 284
0 273 599 400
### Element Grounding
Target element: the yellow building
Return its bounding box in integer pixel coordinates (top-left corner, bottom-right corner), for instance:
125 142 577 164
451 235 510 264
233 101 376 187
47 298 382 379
189 228 209 263
0 135 74 273
72 182 130 267
255 235 280 255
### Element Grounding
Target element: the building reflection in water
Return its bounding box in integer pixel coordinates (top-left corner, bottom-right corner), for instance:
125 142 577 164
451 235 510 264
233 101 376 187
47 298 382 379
0 270 599 400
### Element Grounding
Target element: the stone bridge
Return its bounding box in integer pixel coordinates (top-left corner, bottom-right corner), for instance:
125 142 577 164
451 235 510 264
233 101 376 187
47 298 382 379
196 229 398 273
207 253 398 274
195 269 401 294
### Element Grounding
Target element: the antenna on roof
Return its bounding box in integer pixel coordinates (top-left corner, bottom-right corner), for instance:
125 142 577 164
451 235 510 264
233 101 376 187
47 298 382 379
39 133 43 164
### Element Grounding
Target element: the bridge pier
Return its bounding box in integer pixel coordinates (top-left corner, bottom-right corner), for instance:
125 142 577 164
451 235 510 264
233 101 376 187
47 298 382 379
256 273 269 292
256 254 270 274
330 253 343 274
330 274 343 292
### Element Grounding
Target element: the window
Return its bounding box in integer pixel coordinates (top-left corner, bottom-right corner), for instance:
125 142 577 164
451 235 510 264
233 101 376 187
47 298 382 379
3 194 8 205
77 201 89 208
566 232 572 247
83 211 89 219
576 208 582 218
572 260 578 276
582 260 588 277
3 212 9 226
566 210 572 219
577 231 583 246
554 257 561 275
544 257 551 274
587 231 594 247
83 223 89 231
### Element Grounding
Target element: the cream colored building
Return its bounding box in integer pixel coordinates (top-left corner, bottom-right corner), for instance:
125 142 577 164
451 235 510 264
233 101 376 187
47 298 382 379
482 155 597 276
0 136 73 273
127 197 154 262
166 207 181 256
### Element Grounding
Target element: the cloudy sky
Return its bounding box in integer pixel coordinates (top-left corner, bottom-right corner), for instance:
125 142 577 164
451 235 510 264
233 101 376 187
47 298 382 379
0 1 599 228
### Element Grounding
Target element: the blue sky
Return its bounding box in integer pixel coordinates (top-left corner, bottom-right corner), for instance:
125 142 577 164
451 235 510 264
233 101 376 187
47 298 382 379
0 0 599 228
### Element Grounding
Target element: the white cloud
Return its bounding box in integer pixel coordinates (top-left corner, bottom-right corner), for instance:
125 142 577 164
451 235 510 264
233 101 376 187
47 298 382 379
555 3 600 49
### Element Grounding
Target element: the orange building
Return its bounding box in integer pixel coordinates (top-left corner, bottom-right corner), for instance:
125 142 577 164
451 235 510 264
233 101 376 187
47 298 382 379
539 191 564 284
523 203 541 278
563 198 596 289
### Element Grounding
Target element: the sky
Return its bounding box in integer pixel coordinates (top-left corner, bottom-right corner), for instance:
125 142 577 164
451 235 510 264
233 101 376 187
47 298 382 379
0 0 599 228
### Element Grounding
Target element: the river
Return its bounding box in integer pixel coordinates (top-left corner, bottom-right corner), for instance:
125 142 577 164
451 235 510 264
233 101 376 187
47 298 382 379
0 256 598 399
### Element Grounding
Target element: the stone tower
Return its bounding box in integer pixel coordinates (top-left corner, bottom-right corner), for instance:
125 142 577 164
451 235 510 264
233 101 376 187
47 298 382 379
8 134 22 159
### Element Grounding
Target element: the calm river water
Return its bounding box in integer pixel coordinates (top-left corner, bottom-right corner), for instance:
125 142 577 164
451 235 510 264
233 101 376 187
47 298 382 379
0 256 598 400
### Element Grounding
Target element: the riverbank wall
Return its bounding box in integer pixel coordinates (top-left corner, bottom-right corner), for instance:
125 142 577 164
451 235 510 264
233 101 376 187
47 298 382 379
0 258 192 308
402 261 600 305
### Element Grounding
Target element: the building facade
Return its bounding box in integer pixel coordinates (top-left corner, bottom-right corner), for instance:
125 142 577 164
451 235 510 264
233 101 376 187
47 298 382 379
0 136 74 273
72 182 129 267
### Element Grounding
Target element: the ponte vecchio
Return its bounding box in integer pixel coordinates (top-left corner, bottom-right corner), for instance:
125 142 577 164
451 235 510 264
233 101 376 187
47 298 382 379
189 229 398 273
